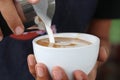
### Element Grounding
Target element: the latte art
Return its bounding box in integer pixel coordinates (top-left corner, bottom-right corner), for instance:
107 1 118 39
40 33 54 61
36 37 92 48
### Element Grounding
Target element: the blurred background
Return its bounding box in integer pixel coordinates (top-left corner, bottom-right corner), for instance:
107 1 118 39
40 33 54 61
96 21 120 80
18 0 120 80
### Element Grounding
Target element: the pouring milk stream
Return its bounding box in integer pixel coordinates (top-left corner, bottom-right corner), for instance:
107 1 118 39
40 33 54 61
32 0 55 43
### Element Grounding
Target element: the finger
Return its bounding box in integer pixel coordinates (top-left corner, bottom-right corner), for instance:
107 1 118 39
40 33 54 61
52 66 68 80
0 28 3 41
27 0 40 4
27 54 36 77
0 0 24 35
88 62 98 80
35 63 50 80
98 47 108 62
73 70 88 80
14 1 26 22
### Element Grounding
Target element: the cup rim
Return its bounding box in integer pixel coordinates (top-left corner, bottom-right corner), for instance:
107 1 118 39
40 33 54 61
33 32 100 49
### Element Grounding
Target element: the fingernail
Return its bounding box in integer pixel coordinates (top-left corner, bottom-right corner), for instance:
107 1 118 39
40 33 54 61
102 47 108 55
74 70 84 80
28 57 35 66
37 67 44 77
77 76 83 80
15 26 24 35
102 47 108 61
53 70 63 80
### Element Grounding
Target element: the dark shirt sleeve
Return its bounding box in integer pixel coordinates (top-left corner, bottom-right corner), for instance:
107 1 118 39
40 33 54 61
0 41 13 80
0 36 35 80
94 0 120 19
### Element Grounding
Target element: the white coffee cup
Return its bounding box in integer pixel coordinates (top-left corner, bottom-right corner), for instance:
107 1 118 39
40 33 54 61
32 33 100 79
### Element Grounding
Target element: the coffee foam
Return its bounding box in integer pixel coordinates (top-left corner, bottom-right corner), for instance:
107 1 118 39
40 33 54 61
53 40 89 48
36 37 92 48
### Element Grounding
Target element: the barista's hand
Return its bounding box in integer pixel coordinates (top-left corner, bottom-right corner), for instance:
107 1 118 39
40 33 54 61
88 46 108 80
27 45 108 80
0 0 24 40
27 54 88 80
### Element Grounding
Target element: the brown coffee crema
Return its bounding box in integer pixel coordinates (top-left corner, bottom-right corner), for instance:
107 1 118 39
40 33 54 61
36 37 92 48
